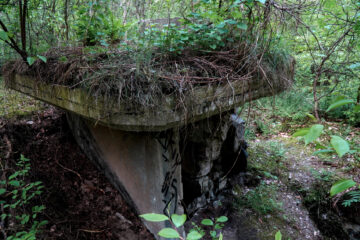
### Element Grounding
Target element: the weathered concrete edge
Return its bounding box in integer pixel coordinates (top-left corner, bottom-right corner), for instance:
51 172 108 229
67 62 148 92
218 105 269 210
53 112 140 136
66 113 138 212
7 74 288 131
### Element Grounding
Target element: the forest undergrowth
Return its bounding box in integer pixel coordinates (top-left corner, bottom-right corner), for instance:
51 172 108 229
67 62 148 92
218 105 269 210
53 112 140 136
234 91 360 239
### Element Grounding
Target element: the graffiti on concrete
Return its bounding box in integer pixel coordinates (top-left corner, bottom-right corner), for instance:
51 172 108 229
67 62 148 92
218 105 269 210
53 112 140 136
156 131 182 215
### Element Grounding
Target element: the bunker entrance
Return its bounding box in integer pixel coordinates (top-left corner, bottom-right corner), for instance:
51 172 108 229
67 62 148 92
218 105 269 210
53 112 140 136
180 114 248 215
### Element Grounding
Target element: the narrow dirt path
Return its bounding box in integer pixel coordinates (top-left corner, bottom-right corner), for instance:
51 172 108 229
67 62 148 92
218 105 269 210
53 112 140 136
241 126 360 240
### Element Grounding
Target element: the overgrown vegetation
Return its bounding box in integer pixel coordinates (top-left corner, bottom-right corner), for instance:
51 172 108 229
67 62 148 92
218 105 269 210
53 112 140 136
237 181 283 215
1 0 360 239
0 155 47 239
0 77 42 118
140 212 228 239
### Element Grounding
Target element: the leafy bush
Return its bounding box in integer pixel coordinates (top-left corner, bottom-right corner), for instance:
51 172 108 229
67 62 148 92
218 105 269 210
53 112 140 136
0 155 48 239
140 213 228 240
74 0 125 46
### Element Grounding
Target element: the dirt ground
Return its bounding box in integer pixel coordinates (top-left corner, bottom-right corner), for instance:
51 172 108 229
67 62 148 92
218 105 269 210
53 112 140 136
0 107 154 239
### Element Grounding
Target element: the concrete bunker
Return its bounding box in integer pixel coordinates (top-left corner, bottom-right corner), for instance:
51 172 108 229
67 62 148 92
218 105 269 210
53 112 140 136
3 48 294 238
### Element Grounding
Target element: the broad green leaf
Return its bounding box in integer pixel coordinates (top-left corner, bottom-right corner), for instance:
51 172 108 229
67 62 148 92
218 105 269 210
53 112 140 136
306 113 316 121
37 55 47 63
293 128 309 137
187 230 203 240
257 0 266 4
27 57 36 66
210 44 217 49
330 136 350 157
238 23 248 30
326 99 355 112
275 230 282 240
313 149 335 155
304 125 324 145
0 188 6 195
330 179 356 197
158 228 180 238
0 31 9 41
201 218 214 226
171 214 186 228
140 213 169 222
216 216 228 223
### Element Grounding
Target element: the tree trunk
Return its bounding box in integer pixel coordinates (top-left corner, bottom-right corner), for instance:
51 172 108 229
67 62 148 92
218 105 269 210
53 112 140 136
19 0 27 52
64 0 69 41
313 74 320 121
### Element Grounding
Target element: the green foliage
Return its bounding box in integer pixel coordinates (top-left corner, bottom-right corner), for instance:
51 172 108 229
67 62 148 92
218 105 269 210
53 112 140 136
330 179 357 197
310 169 335 182
326 99 355 112
330 179 360 208
275 230 282 240
159 228 181 238
304 124 324 145
248 141 287 179
238 182 283 215
294 124 355 158
253 88 314 123
0 155 48 239
136 3 251 54
139 213 169 222
330 136 350 157
26 55 47 66
324 95 360 126
342 190 360 207
0 78 42 118
187 230 203 240
73 0 124 46
140 212 228 239
171 214 187 228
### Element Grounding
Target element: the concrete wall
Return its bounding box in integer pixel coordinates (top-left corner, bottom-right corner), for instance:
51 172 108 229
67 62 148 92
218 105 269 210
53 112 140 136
67 113 184 238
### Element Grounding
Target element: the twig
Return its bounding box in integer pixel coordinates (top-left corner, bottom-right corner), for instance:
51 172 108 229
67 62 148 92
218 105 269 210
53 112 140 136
3 135 12 159
78 228 105 233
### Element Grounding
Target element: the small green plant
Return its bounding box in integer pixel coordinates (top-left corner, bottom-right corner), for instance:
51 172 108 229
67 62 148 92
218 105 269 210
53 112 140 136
0 155 48 239
310 168 335 182
139 213 228 240
293 95 359 157
268 141 286 159
293 124 352 157
330 179 360 207
275 230 282 240
238 181 283 215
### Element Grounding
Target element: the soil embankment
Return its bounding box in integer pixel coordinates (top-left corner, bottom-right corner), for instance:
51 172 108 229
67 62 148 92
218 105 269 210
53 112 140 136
0 107 153 239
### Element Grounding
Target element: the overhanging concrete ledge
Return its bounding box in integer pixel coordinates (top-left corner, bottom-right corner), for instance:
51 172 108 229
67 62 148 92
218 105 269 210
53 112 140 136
6 73 289 132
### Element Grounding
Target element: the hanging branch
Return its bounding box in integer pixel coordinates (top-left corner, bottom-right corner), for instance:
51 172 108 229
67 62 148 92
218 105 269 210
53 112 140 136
0 18 28 62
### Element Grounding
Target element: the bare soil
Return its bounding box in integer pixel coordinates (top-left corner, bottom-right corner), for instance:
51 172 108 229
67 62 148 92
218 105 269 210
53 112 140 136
0 107 154 240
